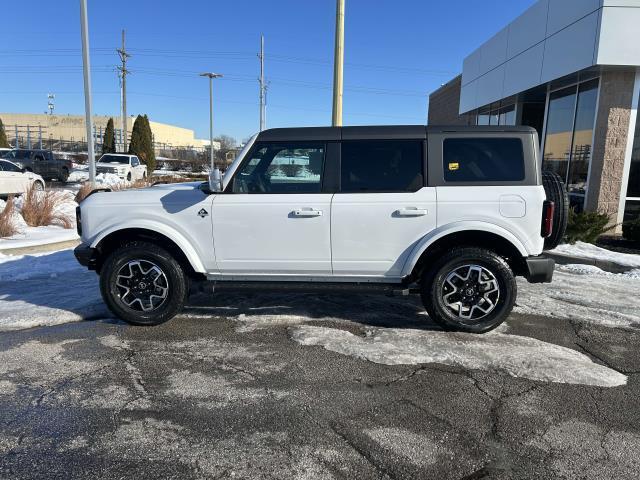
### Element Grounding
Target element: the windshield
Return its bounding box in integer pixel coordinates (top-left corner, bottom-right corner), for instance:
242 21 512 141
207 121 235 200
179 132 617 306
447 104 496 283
222 133 258 190
2 150 30 160
99 155 129 164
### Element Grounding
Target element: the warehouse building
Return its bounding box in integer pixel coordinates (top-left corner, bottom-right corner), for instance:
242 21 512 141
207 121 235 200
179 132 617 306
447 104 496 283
0 113 210 152
428 0 640 225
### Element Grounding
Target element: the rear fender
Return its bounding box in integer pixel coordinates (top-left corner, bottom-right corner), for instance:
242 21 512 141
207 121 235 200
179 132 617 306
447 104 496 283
401 221 528 277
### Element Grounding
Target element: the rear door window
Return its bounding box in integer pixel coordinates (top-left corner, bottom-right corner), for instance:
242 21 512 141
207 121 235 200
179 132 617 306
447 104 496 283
340 140 424 192
443 138 525 182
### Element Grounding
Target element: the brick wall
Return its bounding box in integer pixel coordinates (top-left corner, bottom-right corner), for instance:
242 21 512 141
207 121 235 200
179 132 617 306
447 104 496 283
428 76 475 126
585 70 636 222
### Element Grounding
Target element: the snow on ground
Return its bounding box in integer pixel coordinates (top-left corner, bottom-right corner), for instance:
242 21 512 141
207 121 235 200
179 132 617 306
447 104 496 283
95 173 125 187
68 165 89 183
550 241 640 268
515 264 640 328
0 247 637 386
289 326 627 388
0 248 107 331
0 190 79 249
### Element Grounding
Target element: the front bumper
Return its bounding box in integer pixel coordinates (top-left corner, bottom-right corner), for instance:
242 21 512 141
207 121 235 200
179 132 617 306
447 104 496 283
524 255 555 283
74 244 98 270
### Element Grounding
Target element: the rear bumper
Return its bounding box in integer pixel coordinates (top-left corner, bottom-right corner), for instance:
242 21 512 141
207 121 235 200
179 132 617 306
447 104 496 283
74 243 98 270
524 255 555 283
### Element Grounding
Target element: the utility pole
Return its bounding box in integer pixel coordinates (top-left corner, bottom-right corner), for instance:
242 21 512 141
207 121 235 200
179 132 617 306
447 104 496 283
80 0 96 186
199 72 223 170
117 29 131 152
332 0 345 126
258 34 267 131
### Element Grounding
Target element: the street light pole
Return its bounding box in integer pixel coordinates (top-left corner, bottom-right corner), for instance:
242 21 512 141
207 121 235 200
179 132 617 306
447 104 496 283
332 0 345 127
80 0 96 185
200 72 223 171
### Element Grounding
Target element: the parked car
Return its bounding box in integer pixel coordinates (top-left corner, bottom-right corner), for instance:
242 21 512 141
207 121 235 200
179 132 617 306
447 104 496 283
1 149 72 183
74 125 567 333
0 159 45 197
0 147 12 157
96 154 147 182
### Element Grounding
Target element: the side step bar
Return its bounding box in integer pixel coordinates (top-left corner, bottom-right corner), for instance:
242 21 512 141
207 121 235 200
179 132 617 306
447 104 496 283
194 281 420 296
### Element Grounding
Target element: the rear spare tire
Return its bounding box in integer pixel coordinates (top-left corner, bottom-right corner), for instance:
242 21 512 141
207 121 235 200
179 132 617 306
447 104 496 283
542 171 568 250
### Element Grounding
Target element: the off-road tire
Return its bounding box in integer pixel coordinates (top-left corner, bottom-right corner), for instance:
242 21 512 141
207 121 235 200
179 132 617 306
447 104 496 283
542 171 568 250
126 172 132 182
421 247 517 334
99 241 189 326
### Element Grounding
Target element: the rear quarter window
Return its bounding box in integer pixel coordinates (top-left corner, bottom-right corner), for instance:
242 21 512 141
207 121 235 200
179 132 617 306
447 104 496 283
443 138 525 182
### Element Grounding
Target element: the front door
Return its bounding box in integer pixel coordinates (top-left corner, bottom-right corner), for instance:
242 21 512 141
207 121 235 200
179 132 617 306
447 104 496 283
212 142 331 276
331 139 436 277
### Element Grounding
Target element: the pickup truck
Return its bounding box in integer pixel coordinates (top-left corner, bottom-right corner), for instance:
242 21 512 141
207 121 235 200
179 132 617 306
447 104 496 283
1 149 72 183
96 153 147 182
74 125 567 333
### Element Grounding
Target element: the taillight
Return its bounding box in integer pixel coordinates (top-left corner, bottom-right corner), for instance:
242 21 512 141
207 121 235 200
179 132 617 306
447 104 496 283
541 200 554 238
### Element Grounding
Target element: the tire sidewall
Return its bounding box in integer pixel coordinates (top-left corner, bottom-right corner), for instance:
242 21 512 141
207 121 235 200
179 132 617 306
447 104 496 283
424 250 516 333
100 244 187 326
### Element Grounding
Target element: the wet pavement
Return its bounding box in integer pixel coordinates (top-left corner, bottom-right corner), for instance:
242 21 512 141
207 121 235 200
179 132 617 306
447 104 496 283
1 290 639 479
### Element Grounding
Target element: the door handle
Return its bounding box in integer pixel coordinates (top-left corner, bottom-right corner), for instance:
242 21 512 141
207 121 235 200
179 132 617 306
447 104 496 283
395 207 428 217
291 208 323 217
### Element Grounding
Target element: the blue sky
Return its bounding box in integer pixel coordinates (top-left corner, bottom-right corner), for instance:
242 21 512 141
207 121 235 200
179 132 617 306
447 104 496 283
2 0 535 141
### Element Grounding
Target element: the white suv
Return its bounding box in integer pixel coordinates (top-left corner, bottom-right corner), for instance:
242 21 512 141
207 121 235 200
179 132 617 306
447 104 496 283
75 126 564 333
96 153 147 182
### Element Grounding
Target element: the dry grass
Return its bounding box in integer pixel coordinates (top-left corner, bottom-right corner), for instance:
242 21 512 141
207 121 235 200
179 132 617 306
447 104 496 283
75 182 94 203
0 196 19 238
21 187 74 229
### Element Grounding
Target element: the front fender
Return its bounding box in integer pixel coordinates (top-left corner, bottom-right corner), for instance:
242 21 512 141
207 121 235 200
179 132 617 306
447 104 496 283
90 220 207 273
400 221 529 277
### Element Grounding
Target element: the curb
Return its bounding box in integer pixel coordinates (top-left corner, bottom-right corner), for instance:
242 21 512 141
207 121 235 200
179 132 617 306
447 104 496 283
546 252 633 274
0 239 81 256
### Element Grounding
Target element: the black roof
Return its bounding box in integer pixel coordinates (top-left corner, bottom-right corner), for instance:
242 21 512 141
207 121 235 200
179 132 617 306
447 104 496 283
256 125 537 141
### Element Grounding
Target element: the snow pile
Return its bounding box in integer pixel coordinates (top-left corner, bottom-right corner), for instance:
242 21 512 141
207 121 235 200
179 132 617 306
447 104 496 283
95 173 125 187
516 264 640 328
551 241 640 268
0 190 79 248
68 168 89 183
290 325 627 387
0 248 107 331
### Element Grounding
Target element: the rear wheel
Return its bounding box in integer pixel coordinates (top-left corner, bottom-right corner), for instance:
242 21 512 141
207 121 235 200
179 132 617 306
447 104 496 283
99 241 189 326
542 171 569 250
59 167 69 183
421 247 516 333
32 181 44 191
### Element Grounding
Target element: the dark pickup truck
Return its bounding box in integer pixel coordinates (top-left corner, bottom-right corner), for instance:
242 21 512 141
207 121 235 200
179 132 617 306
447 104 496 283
0 149 72 182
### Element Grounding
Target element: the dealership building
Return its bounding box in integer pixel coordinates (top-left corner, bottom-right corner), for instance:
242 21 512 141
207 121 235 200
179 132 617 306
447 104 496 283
428 0 640 225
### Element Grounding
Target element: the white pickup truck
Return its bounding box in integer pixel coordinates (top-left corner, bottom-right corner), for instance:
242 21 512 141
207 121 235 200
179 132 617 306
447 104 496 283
96 153 147 182
75 126 566 333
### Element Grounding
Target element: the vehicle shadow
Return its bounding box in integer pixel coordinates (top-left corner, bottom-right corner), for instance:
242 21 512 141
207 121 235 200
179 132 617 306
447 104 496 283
185 289 441 331
0 249 439 331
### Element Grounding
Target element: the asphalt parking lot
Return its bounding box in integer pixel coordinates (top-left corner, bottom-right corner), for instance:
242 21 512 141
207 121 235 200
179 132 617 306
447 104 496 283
1 287 639 480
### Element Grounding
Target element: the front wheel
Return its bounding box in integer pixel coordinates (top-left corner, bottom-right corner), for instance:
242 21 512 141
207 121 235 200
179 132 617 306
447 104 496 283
421 247 516 333
99 241 189 326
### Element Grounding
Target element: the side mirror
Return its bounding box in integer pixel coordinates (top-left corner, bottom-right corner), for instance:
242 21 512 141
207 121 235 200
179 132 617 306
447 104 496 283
21 167 26 173
208 168 223 192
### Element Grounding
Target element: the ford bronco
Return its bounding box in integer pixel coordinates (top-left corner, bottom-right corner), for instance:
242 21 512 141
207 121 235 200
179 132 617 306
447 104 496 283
74 126 566 333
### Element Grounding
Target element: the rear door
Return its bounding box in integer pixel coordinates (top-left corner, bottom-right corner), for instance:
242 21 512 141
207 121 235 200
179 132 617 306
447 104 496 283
212 141 332 275
331 136 437 277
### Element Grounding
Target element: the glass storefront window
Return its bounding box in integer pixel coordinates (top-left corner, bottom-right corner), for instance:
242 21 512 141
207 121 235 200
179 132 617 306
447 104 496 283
543 79 599 210
567 79 599 207
624 90 640 222
476 104 515 126
543 86 577 182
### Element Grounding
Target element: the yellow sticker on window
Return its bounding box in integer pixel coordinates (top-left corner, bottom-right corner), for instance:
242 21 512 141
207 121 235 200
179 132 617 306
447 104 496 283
448 162 459 171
